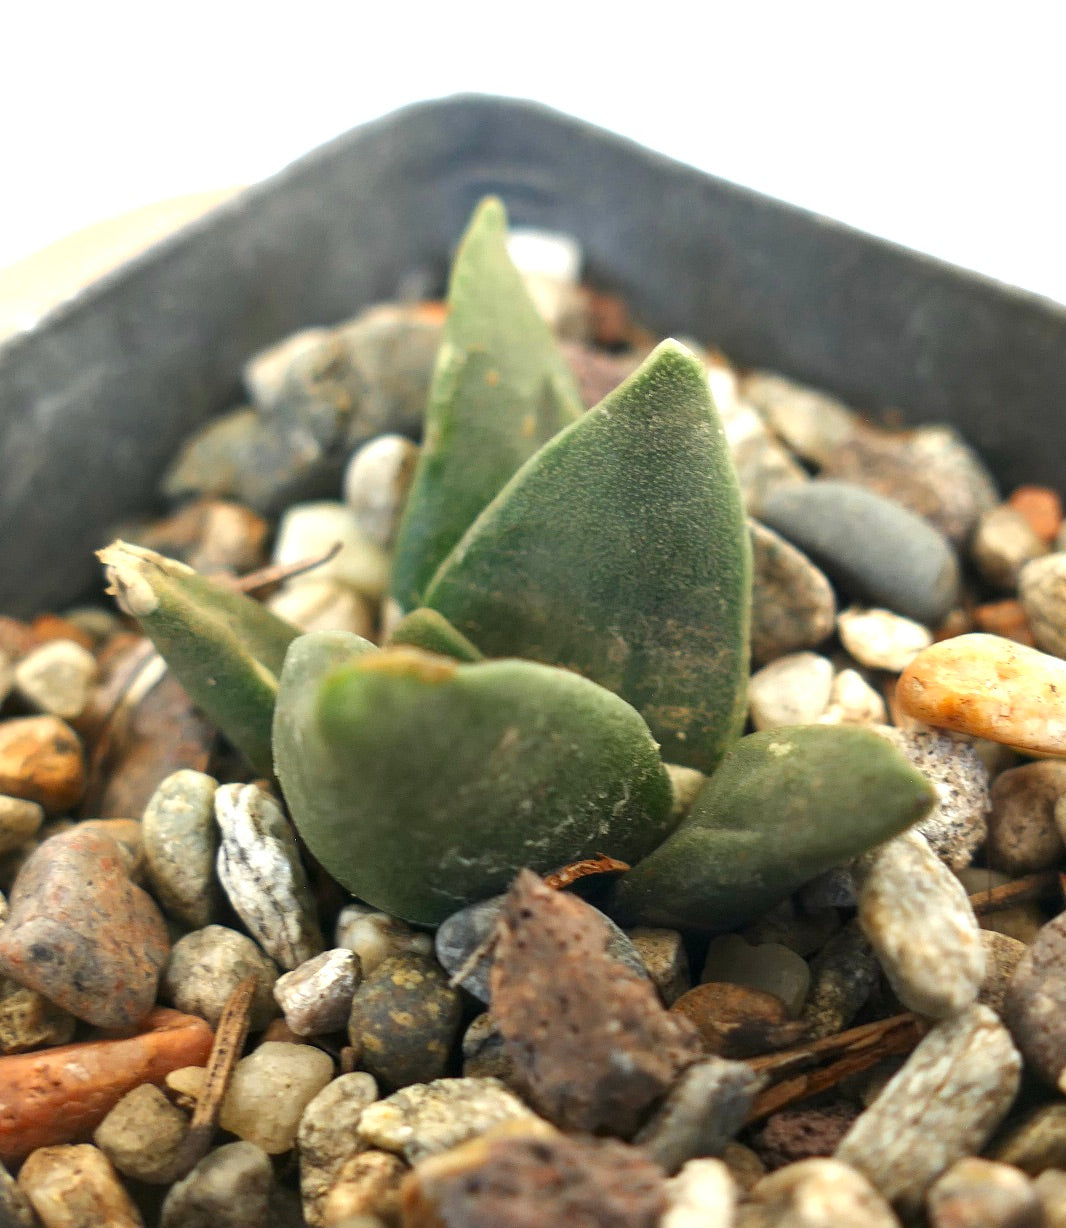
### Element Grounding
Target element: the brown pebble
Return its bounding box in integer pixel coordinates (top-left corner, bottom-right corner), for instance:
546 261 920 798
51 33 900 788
0 826 169 1028
400 1123 667 1228
988 761 1066 874
0 1008 212 1163
28 615 96 653
973 599 1035 646
926 1156 1042 1228
1003 909 1066 1088
1010 486 1063 544
18 1143 144 1227
669 982 805 1059
490 871 702 1136
977 931 1028 1017
0 976 76 1054
0 717 86 815
992 1104 1066 1175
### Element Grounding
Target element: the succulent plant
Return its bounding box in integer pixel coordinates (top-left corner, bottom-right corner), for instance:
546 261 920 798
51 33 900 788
101 196 935 929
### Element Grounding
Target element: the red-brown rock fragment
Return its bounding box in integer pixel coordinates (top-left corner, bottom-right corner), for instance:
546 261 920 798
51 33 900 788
489 870 701 1136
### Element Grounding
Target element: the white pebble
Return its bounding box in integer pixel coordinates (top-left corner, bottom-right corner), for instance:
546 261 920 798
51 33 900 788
817 668 887 726
274 949 361 1036
334 902 433 975
220 1042 334 1154
268 579 375 637
838 607 932 672
273 501 389 600
661 1158 737 1227
748 652 834 730
13 639 98 720
343 434 420 549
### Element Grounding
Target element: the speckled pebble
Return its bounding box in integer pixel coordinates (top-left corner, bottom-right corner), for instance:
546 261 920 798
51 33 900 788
855 828 984 1019
162 924 279 1031
297 1071 380 1228
335 903 433 975
749 520 837 667
817 667 887 726
701 934 811 1017
275 949 361 1037
627 928 691 1005
660 1158 737 1228
801 921 880 1039
358 1077 538 1165
926 1157 1041 1228
18 1143 144 1227
348 953 462 1091
972 505 1048 590
747 652 834 730
13 640 98 721
343 434 420 549
221 1042 335 1154
160 1141 274 1228
0 975 76 1053
0 795 43 857
988 760 1066 874
1003 909 1066 1089
837 607 932 672
742 1157 900 1228
93 1083 190 1184
142 769 220 929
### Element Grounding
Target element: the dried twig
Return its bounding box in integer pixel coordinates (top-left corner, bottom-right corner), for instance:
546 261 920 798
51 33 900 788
228 542 342 595
966 869 1062 916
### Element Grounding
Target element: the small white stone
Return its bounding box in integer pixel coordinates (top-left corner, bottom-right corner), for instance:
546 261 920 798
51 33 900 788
274 949 361 1036
268 578 375 637
664 764 707 820
661 1158 737 1227
13 639 98 720
334 903 433 975
507 229 586 336
818 668 887 726
273 501 390 600
972 505 1047 590
748 652 834 730
221 1042 334 1154
838 607 933 672
343 434 420 549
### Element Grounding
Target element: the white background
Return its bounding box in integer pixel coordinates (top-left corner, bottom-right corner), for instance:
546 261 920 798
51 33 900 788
3 2 1064 306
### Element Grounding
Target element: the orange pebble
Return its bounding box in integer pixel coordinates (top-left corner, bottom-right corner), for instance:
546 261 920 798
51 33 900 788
1008 486 1063 544
973 599 1036 646
0 1007 213 1163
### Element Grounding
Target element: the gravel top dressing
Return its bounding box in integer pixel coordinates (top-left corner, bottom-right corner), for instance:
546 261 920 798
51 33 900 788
2 196 1066 1227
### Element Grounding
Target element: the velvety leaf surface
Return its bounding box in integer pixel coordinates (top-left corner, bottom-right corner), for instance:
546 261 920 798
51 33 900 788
387 607 484 662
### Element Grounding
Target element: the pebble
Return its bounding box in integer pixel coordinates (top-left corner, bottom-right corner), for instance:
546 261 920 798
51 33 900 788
275 949 361 1036
0 826 169 1029
670 982 801 1058
215 783 324 971
93 1083 190 1184
701 934 811 1017
0 716 86 815
739 370 857 466
162 925 279 1031
817 668 887 726
992 1103 1066 1174
17 1143 144 1227
434 892 647 1004
722 1142 767 1192
820 421 998 547
1035 1170 1066 1228
461 1012 514 1083
971 505 1047 590
1019 552 1066 658
335 903 434 976
220 1041 334 1154
751 1102 860 1169
508 227 585 334
0 795 43 856
926 1156 1042 1228
160 1141 274 1228
741 1157 900 1228
660 1158 737 1228
268 577 376 637
0 1160 36 1227
747 652 834 730
1003 908 1066 1088
664 764 707 820
749 520 837 665
759 480 961 626
142 769 220 929
0 1007 212 1163
400 1124 667 1228
296 1071 380 1228
318 1149 406 1226
632 1056 764 1175
132 497 270 576
719 398 809 515
0 975 76 1053
358 1077 539 1165
741 898 841 957
1010 485 1063 543
343 434 420 549
854 828 984 1019
627 927 691 1005
347 953 462 1091
801 921 880 1038
837 607 932 672
973 597 1036 645
896 633 1066 755
956 866 1046 945
987 760 1066 874
273 501 390 601
976 931 1027 1016
835 1005 1022 1216
12 640 98 722
872 725 989 871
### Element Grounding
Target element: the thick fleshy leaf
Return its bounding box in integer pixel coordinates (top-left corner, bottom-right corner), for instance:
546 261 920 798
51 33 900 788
425 339 751 773
609 725 936 931
387 607 484 662
389 197 583 611
273 645 674 925
98 541 302 774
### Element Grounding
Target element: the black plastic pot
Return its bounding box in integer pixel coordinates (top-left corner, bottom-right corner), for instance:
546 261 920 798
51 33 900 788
2 94 1064 616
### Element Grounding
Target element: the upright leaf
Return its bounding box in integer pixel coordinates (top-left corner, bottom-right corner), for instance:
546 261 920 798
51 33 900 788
425 340 751 773
389 197 583 611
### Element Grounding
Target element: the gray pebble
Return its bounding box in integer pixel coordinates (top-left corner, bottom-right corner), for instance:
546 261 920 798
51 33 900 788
972 505 1048 590
748 652 834 730
461 1012 514 1083
435 893 648 1004
334 902 433 975
0 795 43 857
855 829 984 1019
215 783 324 971
759 479 961 627
1003 909 1066 1089
701 934 811 1017
297 1072 380 1228
142 769 220 929
661 1158 737 1228
275 949 361 1037
633 1056 765 1175
835 1005 1022 1216
0 975 76 1052
162 924 279 1031
13 638 98 721
750 520 837 666
988 759 1066 874
0 1160 36 1228
357 1076 539 1165
1019 552 1066 658
926 1156 1042 1228
94 1083 190 1184
160 1141 274 1228
743 1157 900 1228
627 927 691 1005
348 953 462 1091
220 1042 335 1155
801 920 880 1039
